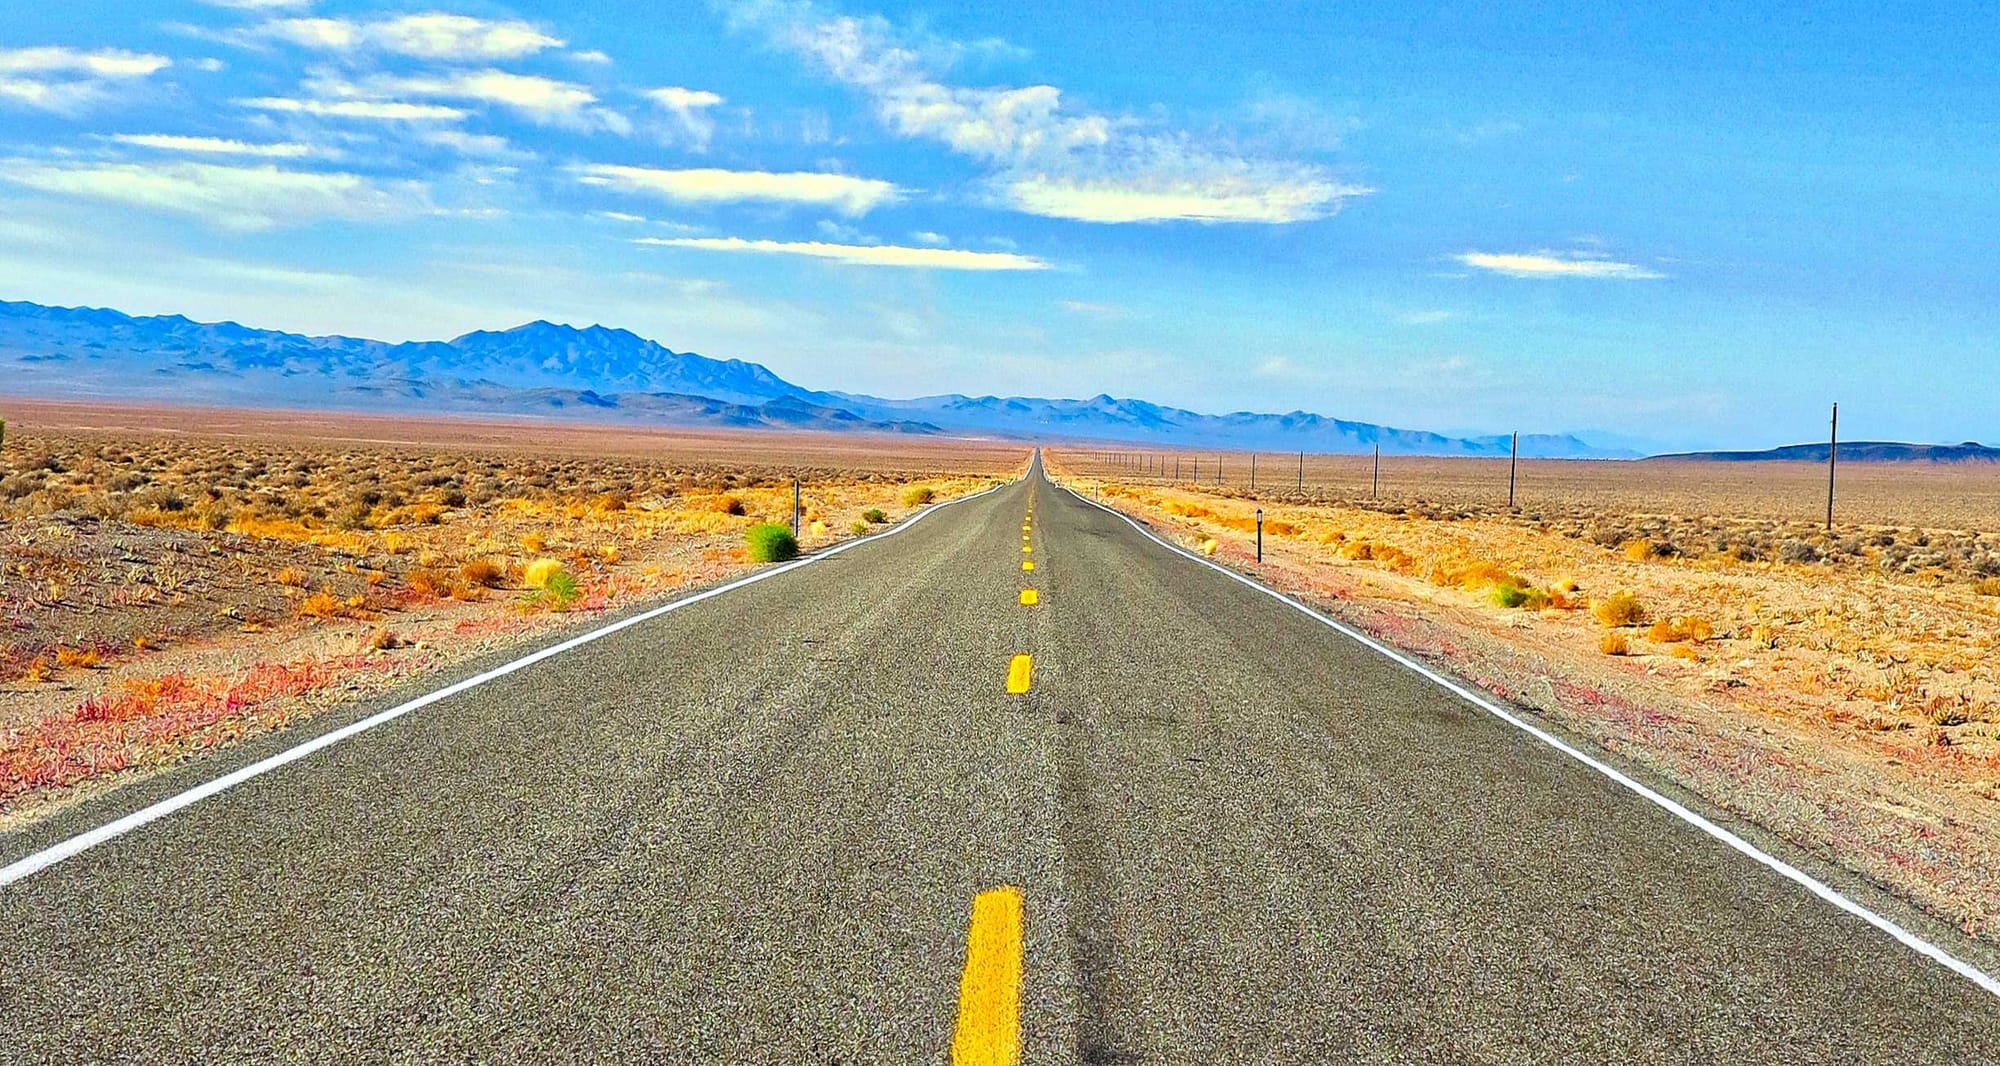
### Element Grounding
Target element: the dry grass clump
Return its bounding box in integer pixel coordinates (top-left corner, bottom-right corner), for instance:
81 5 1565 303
274 567 310 589
1647 616 1715 644
1599 632 1631 656
903 485 936 507
459 559 506 588
1591 591 1647 628
54 647 101 669
1975 577 2000 597
522 557 566 590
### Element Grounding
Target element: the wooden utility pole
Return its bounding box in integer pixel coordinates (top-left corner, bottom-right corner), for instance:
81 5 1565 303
1508 432 1520 510
1250 454 1257 490
1827 402 1839 530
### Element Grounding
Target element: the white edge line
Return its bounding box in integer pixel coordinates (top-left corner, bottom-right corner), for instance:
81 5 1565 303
0 478 1016 890
1061 479 2000 1001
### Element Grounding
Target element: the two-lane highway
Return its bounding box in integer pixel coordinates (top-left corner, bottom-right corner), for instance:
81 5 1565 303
2 457 1997 1063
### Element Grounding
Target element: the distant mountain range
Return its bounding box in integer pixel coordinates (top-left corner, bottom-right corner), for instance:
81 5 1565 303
1 297 1622 456
1656 441 2000 463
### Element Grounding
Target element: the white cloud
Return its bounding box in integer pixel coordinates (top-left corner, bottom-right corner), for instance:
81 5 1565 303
570 50 612 65
1059 299 1124 317
258 14 562 60
635 235 1050 270
910 230 948 246
417 129 534 160
239 96 466 121
112 133 327 159
0 158 424 231
310 70 626 132
0 47 172 78
1457 251 1664 280
646 86 726 146
574 163 899 215
727 2 1366 224
1006 171 1363 224
0 47 172 113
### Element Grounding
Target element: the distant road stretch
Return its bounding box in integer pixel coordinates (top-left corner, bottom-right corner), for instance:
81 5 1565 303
3 456 1997 1064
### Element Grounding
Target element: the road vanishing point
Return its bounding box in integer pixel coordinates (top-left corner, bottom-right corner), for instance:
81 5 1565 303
3 455 1998 1063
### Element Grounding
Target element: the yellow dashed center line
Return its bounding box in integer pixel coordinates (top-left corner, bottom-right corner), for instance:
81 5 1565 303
1019 588 1038 606
1021 560 1034 571
1004 654 1033 694
951 887 1024 1066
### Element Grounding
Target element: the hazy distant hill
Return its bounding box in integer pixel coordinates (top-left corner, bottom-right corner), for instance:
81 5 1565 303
1655 441 2000 463
0 298 1624 456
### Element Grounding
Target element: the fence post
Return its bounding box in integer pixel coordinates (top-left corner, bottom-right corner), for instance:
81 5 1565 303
1256 508 1263 563
1250 453 1257 490
1508 432 1519 510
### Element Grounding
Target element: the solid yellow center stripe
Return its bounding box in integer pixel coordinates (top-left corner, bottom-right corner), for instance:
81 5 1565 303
951 887 1024 1066
1005 654 1033 694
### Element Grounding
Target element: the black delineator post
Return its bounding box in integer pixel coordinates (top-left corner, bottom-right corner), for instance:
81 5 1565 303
1827 402 1839 531
1256 509 1264 563
1508 432 1520 510
1372 443 1380 499
792 478 801 537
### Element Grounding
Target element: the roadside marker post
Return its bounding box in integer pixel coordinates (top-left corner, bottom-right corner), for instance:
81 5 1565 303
1827 401 1839 530
1508 431 1519 510
1256 509 1263 563
791 478 801 538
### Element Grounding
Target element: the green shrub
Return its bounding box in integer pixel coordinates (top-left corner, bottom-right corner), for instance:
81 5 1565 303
850 520 869 535
862 507 888 524
745 522 799 562
544 570 580 610
902 486 935 507
1489 583 1531 609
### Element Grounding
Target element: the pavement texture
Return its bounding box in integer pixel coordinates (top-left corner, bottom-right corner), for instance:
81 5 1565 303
2 457 1997 1064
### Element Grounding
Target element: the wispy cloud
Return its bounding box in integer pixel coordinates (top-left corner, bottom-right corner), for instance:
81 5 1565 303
636 235 1050 270
0 158 424 230
724 1 1368 224
255 14 563 61
1399 308 1455 325
417 129 534 161
574 163 899 215
1059 299 1124 317
239 95 466 121
0 47 172 113
345 70 625 131
1007 171 1354 225
646 86 726 147
111 133 329 159
1457 250 1664 280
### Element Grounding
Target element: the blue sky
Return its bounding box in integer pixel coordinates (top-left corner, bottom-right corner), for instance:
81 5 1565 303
2 1 1996 449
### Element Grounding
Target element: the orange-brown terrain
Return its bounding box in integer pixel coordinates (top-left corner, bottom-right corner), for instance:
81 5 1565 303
1048 447 2000 944
0 398 1025 826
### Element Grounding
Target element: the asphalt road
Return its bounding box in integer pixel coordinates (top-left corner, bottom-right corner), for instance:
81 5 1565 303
3 457 1998 1063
